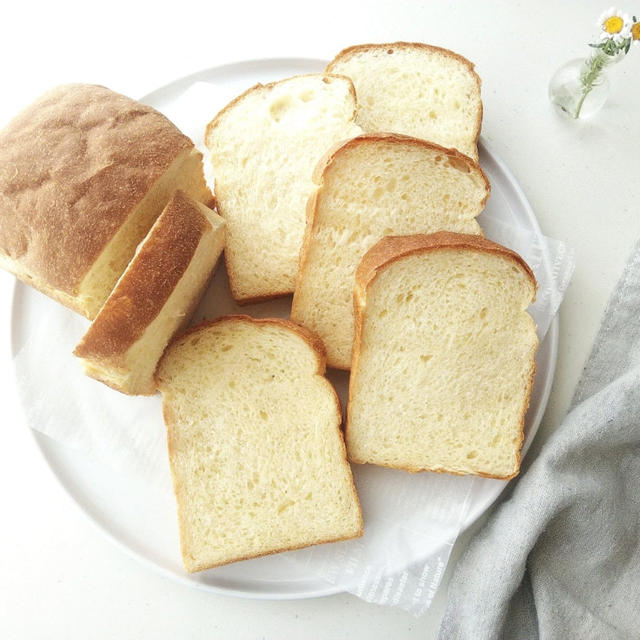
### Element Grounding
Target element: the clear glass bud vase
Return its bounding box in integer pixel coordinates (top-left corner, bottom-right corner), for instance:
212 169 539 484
549 51 618 119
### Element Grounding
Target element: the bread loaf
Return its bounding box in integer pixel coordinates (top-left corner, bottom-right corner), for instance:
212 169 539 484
204 74 362 303
155 315 363 571
346 233 538 479
291 134 489 369
327 42 482 160
73 191 225 395
0 84 212 318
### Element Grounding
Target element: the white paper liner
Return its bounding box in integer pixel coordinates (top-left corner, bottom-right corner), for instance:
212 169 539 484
11 80 575 616
282 467 476 616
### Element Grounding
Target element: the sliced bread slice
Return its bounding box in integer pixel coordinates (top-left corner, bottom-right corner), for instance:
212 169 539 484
155 315 363 572
346 233 538 479
204 74 362 303
73 191 225 395
0 84 212 318
291 134 489 369
326 42 482 160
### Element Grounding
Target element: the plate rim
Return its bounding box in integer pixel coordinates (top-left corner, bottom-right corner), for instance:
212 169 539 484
12 57 559 600
140 57 327 105
28 428 344 600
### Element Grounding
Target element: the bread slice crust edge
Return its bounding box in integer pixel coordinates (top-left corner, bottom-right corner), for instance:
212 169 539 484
291 134 491 370
156 315 363 571
347 232 538 480
72 191 225 395
204 74 360 304
326 41 483 155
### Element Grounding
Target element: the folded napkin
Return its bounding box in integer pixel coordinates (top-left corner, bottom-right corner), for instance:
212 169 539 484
438 240 640 639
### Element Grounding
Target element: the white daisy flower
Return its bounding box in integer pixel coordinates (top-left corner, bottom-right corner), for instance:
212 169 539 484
598 7 631 42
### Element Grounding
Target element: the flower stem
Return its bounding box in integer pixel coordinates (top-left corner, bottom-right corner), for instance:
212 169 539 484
574 51 609 118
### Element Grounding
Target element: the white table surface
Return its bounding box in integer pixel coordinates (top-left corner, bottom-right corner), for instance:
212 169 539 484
1 1 638 638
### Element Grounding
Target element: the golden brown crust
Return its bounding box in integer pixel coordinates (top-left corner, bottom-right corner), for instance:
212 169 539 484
290 189 321 323
510 357 537 479
182 525 364 572
73 191 214 362
355 232 537 297
310 133 488 189
292 136 490 369
302 139 490 296
347 457 522 480
328 41 480 77
157 314 330 378
327 41 483 150
230 287 296 306
0 84 197 300
156 314 363 571
347 232 538 479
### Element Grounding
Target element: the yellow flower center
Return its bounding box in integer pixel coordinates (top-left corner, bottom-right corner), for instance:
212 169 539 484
604 15 624 34
632 22 640 40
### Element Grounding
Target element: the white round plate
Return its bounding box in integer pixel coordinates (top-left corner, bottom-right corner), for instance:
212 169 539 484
13 58 557 600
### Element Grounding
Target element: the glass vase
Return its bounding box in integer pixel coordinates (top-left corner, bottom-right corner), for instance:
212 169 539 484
549 52 618 119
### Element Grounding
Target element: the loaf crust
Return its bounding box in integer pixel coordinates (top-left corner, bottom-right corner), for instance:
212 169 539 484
73 191 225 395
74 191 215 364
309 132 489 190
354 232 535 296
0 84 208 313
329 41 480 84
162 314 332 370
348 232 538 479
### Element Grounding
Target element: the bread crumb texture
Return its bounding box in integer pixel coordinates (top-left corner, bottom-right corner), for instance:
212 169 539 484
156 316 362 571
347 235 537 479
292 134 489 369
205 75 362 301
327 42 482 160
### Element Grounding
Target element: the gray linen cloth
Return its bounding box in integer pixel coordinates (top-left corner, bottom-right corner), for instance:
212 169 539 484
438 240 640 640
